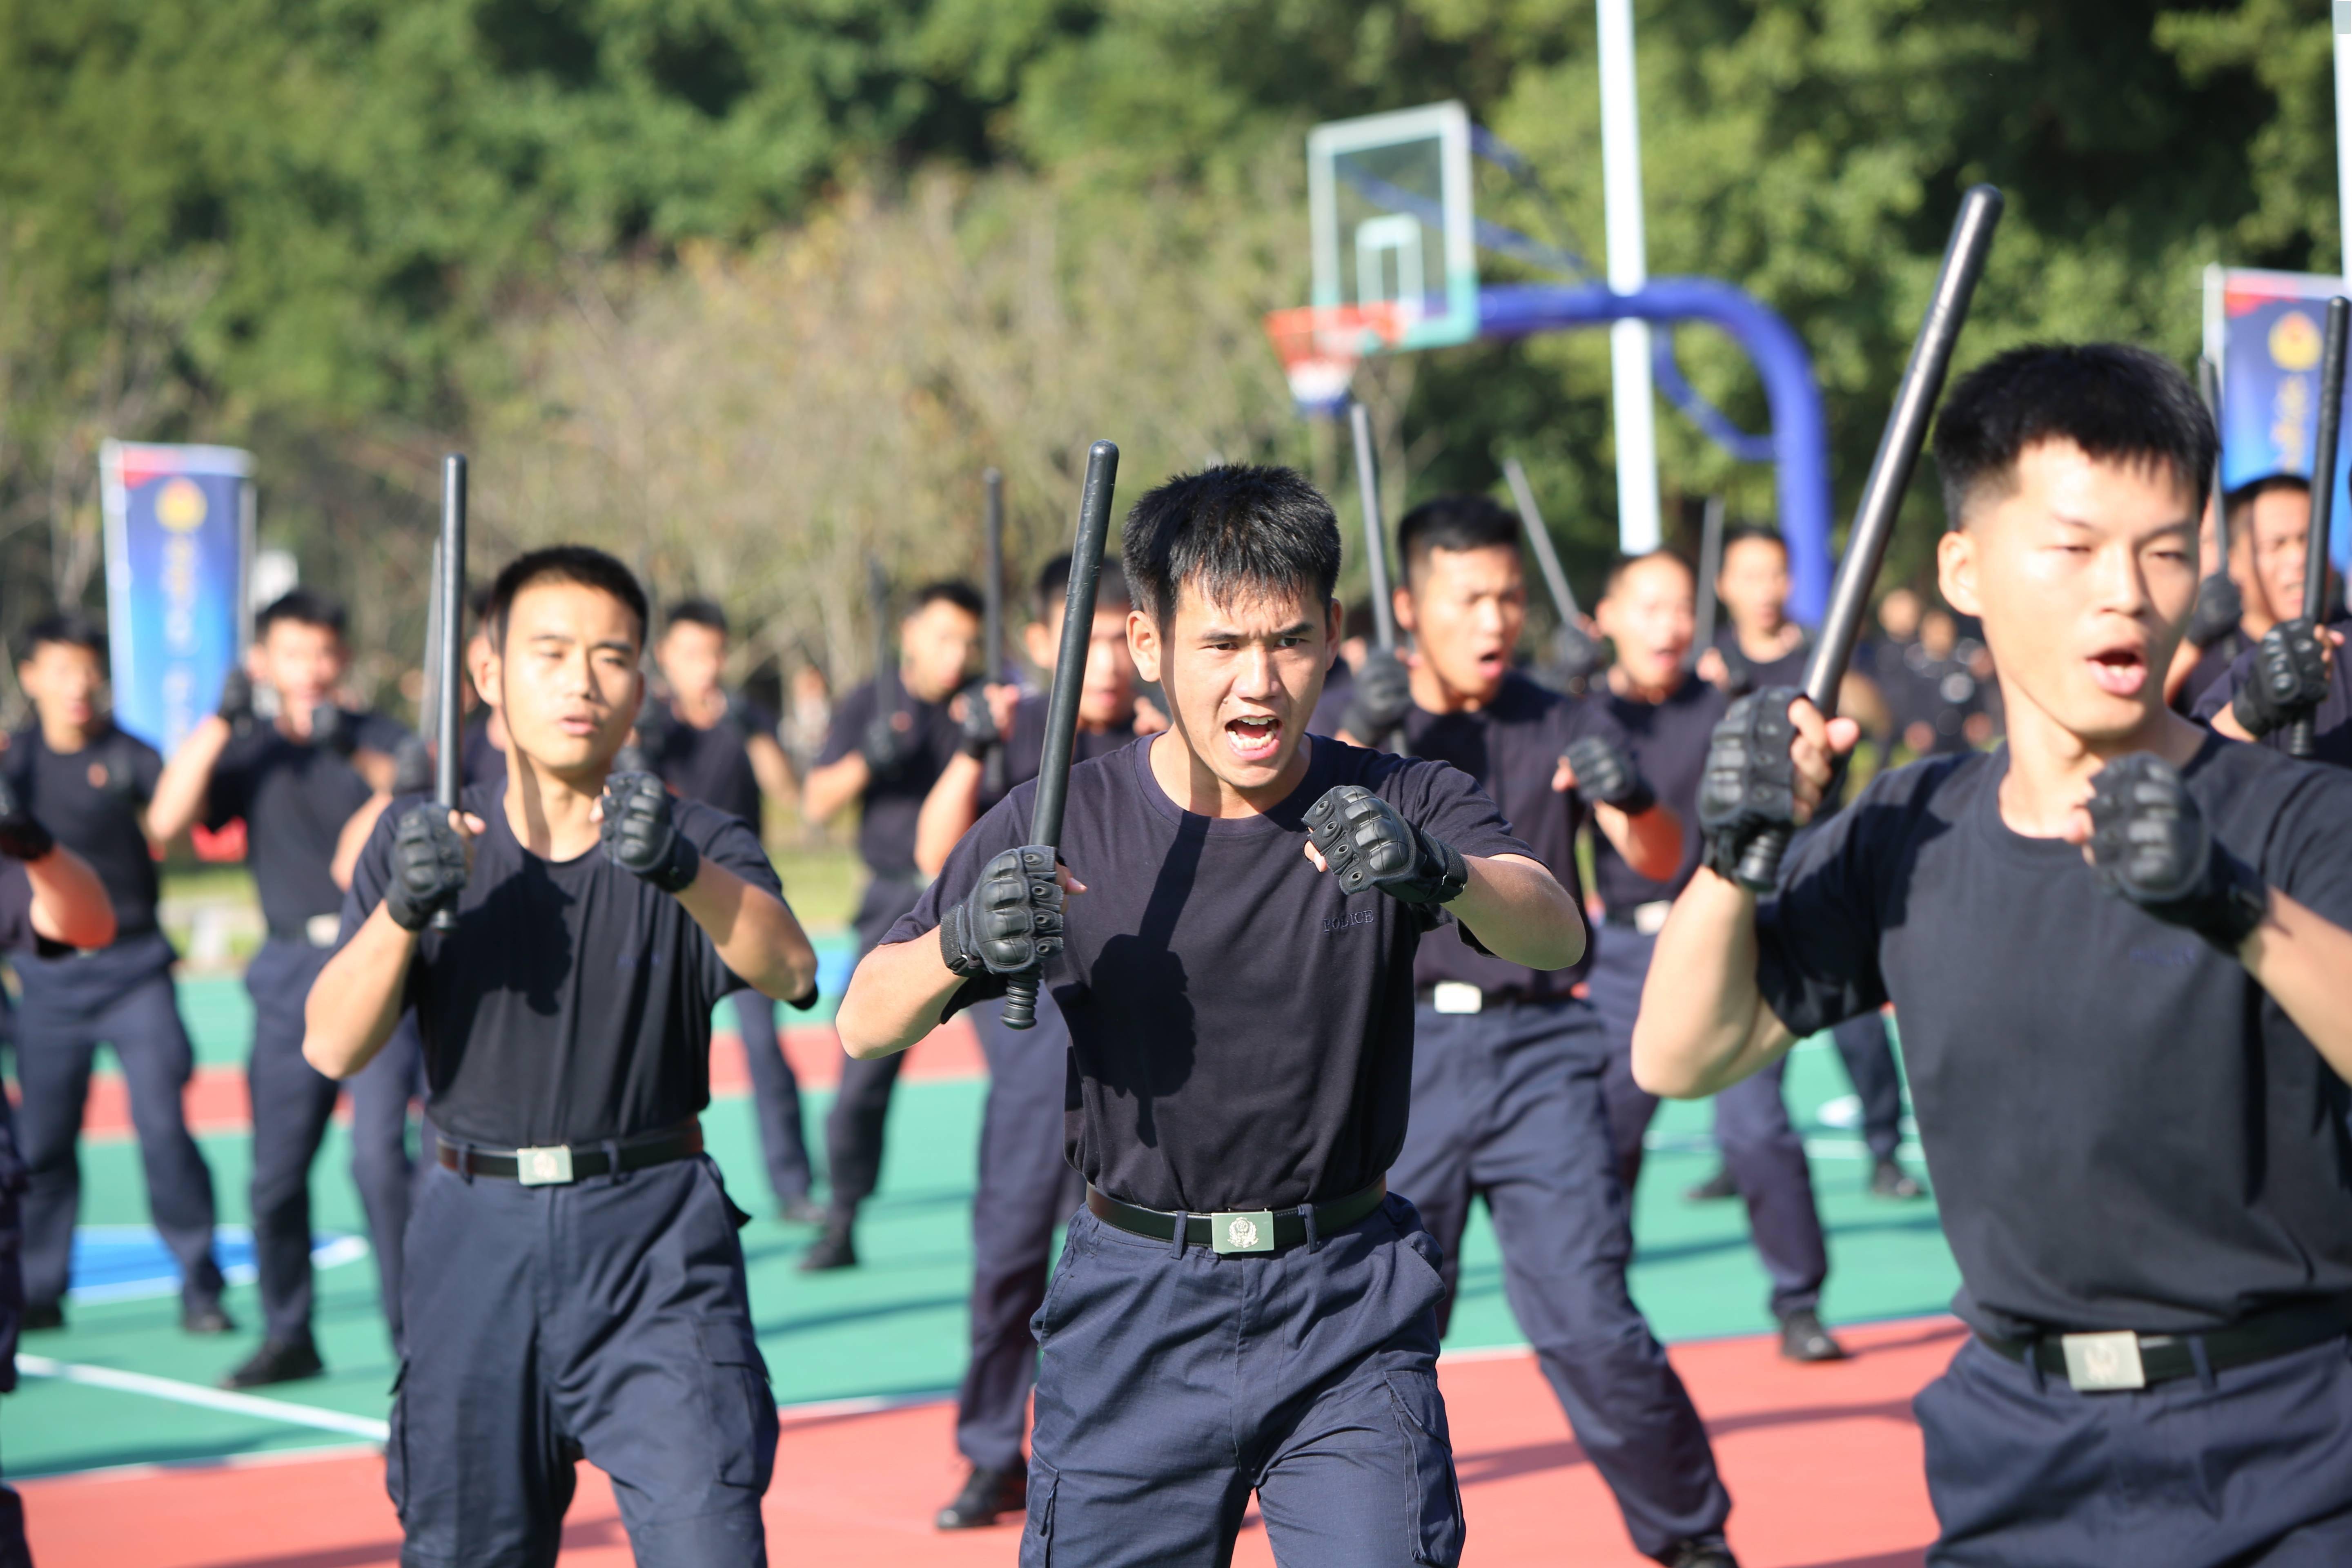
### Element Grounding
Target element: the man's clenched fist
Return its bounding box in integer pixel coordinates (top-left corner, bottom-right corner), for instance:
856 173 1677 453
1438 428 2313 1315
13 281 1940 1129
599 771 701 893
2231 618 2330 740
940 846 1065 978
1305 784 1466 911
1341 650 1413 746
1561 734 1655 814
383 806 470 931
2084 753 2266 953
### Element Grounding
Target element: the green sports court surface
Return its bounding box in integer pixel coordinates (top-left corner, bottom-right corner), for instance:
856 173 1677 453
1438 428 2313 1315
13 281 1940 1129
6 945 1959 1483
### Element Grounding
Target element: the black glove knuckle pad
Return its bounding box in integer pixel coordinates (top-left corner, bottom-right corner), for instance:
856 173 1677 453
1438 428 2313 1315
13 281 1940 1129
943 845 1064 978
1307 784 1466 909
1698 688 1800 878
2085 753 2265 951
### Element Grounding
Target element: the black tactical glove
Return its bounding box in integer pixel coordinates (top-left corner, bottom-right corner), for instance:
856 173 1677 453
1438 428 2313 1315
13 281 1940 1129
1305 785 1468 918
1340 649 1413 745
1133 679 1169 730
1715 641 1755 697
959 683 1002 760
2230 618 2330 740
382 805 469 932
1697 687 1800 881
94 736 141 802
863 705 912 780
311 704 359 759
390 735 434 797
1554 622 1607 684
722 690 764 737
1562 733 1656 814
216 670 254 728
938 845 1064 978
2085 753 2267 953
2183 573 2244 651
598 770 701 893
0 773 55 862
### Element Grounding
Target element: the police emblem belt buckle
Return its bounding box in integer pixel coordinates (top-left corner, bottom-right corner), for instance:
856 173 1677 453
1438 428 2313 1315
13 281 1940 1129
515 1146 576 1187
2059 1330 2146 1392
1212 1210 1276 1255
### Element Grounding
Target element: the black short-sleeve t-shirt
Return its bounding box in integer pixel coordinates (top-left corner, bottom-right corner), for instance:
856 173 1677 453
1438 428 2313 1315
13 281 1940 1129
4 724 164 938
340 782 784 1149
2174 627 2255 717
1398 672 1599 996
2191 636 2352 771
208 709 412 935
653 697 775 827
1754 737 2352 1337
816 679 959 876
884 734 1531 1212
1593 675 1726 911
1716 626 1809 693
461 711 507 790
976 693 1134 817
0 861 33 953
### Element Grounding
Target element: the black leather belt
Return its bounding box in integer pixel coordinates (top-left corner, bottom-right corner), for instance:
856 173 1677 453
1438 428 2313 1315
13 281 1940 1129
1978 1298 2352 1391
1085 1179 1386 1255
436 1120 703 1185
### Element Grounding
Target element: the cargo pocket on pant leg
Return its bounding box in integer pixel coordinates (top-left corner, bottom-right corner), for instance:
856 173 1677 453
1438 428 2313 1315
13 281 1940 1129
695 1321 779 1492
384 1362 409 1517
1018 1459 1059 1568
1384 1369 1465 1566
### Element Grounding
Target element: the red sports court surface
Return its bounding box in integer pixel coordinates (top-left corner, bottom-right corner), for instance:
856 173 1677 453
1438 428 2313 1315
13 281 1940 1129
25 1317 1952 1567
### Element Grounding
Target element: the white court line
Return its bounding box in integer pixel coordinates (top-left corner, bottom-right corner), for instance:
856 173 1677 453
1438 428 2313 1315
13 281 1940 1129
16 1356 390 1441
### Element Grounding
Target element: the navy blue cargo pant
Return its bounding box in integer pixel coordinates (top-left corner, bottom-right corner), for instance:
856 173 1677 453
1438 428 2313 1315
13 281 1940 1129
1829 1011 1904 1163
13 932 225 1314
1389 999 1728 1560
393 1151 776 1568
1590 924 1829 1317
0 1087 33 1568
1917 1333 2352 1566
731 991 813 1210
246 936 422 1345
958 993 1084 1474
821 876 925 1221
1024 1193 1462 1568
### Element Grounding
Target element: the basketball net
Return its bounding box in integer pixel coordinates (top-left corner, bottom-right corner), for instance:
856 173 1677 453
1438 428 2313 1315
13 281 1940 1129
1262 302 1412 416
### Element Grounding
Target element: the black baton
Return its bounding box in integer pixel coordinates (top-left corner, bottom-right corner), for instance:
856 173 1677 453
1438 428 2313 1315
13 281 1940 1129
432 454 467 933
2197 354 2230 596
867 556 898 718
2288 297 2347 760
982 468 1008 799
1692 494 1725 671
1002 441 1119 1030
1734 185 2004 891
1349 402 1397 651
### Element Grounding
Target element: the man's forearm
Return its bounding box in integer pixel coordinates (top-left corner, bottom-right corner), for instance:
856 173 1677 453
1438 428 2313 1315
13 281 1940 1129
1632 869 1794 1097
675 859 818 1002
801 755 868 824
2241 888 2352 1082
149 716 232 842
1598 801 1685 884
303 905 416 1079
1448 853 1585 971
24 846 116 949
837 934 968 1060
914 754 984 877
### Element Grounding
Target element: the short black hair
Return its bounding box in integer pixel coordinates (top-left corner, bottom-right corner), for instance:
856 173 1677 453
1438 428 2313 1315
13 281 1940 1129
1121 465 1341 630
18 612 106 666
1396 494 1521 581
1601 548 1695 602
908 580 983 619
1033 554 1132 621
487 545 650 650
2225 472 2309 528
666 597 729 637
255 588 347 641
1935 343 2216 528
1717 523 1786 566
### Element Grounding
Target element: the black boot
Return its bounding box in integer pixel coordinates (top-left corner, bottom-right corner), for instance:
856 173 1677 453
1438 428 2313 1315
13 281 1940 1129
19 1302 62 1332
1868 1156 1924 1199
1664 1536 1738 1568
1683 1167 1738 1202
182 1299 236 1335
220 1332 325 1389
1777 1307 1846 1363
936 1464 1026 1529
797 1218 858 1271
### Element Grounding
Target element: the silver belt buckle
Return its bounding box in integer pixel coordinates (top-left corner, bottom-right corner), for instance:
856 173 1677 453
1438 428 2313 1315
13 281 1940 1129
1211 1210 1276 1254
1431 982 1483 1015
305 913 342 948
1633 900 1672 935
2060 1330 2146 1391
515 1145 575 1187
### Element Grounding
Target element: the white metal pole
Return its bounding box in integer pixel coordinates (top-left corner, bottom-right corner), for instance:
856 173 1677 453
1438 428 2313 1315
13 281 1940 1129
1597 0 1662 554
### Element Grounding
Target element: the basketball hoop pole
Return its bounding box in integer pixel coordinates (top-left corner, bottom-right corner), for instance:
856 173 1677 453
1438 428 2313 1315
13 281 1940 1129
1597 0 1663 555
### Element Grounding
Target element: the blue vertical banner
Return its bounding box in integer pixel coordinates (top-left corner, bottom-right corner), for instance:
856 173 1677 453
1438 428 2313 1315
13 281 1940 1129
2204 267 2352 575
100 441 253 755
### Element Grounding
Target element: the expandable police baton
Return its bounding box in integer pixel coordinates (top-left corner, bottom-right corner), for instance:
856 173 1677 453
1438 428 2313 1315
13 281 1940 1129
1501 457 1583 630
1692 495 1726 670
2287 297 2348 760
2197 355 2230 593
981 468 1008 799
1001 440 1119 1031
866 555 898 717
431 453 467 933
1732 184 2004 892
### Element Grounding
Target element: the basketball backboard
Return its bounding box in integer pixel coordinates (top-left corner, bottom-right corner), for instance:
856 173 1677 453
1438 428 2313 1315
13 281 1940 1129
1308 102 1479 353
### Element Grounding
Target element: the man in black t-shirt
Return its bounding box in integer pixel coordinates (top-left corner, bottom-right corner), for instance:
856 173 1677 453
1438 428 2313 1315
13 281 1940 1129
797 579 980 1269
913 555 1161 1530
0 815 118 1568
2189 593 2352 772
1345 496 1737 1568
2165 475 2311 715
4 615 228 1335
305 546 818 1567
841 466 1585 1568
147 589 421 1388
1639 345 2352 1564
641 599 819 1223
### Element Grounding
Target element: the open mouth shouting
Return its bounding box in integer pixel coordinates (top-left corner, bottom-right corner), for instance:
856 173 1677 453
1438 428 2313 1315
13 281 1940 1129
1225 711 1283 765
2086 642 2147 698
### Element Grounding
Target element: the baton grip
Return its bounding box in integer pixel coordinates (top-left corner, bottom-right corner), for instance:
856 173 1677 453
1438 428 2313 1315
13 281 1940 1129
1733 824 1792 894
1002 971 1040 1031
2286 715 2318 761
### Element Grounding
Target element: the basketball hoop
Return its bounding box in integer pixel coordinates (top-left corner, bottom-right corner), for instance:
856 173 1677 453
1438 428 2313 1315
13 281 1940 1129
1262 302 1412 416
